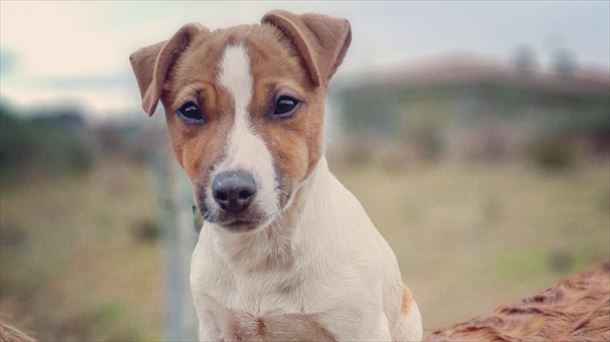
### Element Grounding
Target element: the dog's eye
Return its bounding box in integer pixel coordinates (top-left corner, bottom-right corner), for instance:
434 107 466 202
177 101 204 123
273 95 300 118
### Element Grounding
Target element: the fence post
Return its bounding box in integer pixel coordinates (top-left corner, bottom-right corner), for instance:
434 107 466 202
151 147 199 341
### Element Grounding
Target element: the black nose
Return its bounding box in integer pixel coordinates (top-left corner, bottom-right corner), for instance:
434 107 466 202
212 170 257 213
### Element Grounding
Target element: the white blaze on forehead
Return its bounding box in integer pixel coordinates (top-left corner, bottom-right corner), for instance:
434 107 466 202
218 44 252 118
213 44 279 216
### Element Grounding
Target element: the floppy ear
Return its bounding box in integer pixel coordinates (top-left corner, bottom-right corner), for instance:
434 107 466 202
261 10 351 87
129 23 205 115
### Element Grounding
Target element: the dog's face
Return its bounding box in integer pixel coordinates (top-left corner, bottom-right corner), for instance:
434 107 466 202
130 11 351 231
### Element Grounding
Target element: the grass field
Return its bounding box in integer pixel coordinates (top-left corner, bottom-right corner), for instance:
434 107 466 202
1 156 608 340
0 158 162 341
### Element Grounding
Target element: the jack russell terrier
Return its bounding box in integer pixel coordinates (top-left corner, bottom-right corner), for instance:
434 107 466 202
130 10 422 341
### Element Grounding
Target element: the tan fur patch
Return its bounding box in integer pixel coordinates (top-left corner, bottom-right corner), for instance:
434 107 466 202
401 283 413 315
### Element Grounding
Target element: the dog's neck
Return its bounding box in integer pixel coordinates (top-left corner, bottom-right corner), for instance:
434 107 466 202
207 156 332 273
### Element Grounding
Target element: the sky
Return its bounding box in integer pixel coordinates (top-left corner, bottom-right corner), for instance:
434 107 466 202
1 1 609 119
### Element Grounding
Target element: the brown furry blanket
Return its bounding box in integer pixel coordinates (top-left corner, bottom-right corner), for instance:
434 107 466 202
427 262 610 342
0 321 35 342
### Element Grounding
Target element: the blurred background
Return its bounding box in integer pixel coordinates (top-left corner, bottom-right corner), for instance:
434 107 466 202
1 1 608 341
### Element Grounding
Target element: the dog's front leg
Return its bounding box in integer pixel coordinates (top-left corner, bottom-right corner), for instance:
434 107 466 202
370 313 393 341
196 306 224 342
344 312 392 342
191 292 222 341
198 322 222 342
318 307 392 341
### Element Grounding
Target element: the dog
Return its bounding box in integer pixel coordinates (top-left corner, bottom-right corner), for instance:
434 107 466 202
129 10 423 341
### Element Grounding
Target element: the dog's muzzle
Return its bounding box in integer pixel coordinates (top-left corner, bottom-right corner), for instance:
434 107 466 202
197 169 267 231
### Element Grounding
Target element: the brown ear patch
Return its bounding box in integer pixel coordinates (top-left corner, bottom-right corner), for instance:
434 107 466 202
129 41 166 101
261 10 351 87
129 23 206 115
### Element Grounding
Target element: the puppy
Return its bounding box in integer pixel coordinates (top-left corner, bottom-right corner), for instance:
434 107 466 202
130 10 423 341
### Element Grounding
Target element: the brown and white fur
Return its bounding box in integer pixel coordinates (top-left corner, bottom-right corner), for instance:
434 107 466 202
129 10 422 341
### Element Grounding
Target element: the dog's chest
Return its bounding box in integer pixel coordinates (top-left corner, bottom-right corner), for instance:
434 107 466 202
210 268 303 316
195 223 309 315
204 273 335 342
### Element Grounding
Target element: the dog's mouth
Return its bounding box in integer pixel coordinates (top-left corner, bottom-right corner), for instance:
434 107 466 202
198 200 270 232
217 218 261 232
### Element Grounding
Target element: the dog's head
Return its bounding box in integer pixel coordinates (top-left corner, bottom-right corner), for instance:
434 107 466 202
129 10 351 231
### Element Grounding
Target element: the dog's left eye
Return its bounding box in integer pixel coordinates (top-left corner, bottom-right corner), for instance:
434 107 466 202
177 101 204 123
273 95 300 118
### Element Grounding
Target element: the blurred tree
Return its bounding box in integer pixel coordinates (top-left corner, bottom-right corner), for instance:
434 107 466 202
512 45 538 74
0 104 94 184
552 48 577 74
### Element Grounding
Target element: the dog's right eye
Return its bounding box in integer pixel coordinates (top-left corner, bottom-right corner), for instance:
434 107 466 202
272 95 300 118
177 101 204 123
